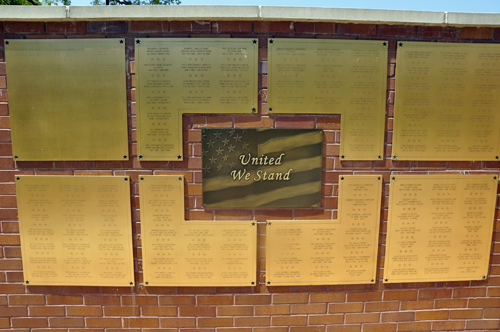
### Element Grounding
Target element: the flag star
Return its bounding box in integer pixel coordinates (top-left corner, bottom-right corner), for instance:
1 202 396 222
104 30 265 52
235 151 242 157
229 161 236 168
203 165 211 173
209 156 217 164
202 150 209 157
216 147 224 155
223 154 229 162
222 138 230 146
228 145 236 152
208 140 215 148
233 134 242 142
242 142 249 150
217 164 223 171
229 129 235 136
213 131 221 139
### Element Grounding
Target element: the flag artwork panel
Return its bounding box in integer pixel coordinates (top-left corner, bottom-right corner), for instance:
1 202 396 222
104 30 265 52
202 129 323 208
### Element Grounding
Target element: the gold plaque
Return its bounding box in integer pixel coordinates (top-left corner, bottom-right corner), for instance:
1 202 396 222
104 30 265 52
268 39 388 160
266 175 382 285
384 175 498 283
139 175 257 286
16 176 134 286
393 41 500 161
135 38 258 160
5 39 128 161
202 129 323 207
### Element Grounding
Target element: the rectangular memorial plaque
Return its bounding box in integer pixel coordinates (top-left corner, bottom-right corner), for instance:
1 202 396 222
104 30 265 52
393 42 500 160
384 175 498 283
16 176 134 286
268 39 388 160
266 175 382 286
135 38 258 160
5 39 128 161
140 175 256 286
202 129 323 208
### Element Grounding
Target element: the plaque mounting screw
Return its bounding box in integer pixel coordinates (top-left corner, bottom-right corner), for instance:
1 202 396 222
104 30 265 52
129 282 133 285
16 177 20 181
124 178 128 181
5 41 9 45
267 281 271 284
496 156 499 159
25 280 29 284
341 155 345 159
268 222 272 226
251 281 255 285
14 156 18 160
139 155 144 160
384 278 388 282
140 177 144 181
377 177 381 180
123 155 127 159
145 281 149 285
398 42 403 47
382 42 387 46
378 155 382 159
340 177 344 180
371 279 374 282
392 176 396 181
393 155 397 160
494 176 498 180
178 177 182 181
269 39 274 44
136 39 141 44
483 275 486 279
177 155 181 159
252 108 256 113
252 222 256 226
120 40 124 44
268 108 273 112
252 39 257 44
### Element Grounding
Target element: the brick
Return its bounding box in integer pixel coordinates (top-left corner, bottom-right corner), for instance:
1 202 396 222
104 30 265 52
217 306 253 316
170 21 211 32
271 316 307 326
381 312 414 322
397 322 431 331
179 306 215 317
84 295 120 305
326 326 360 332
329 303 363 313
434 299 467 308
365 302 399 312
0 284 25 294
87 21 127 33
466 319 500 329
450 309 483 319
49 318 85 328
213 21 253 33
295 22 334 34
290 327 324 332
255 21 294 34
457 27 494 39
383 290 417 300
9 295 44 305
377 25 416 37
234 116 274 128
235 317 270 327
198 318 232 327
12 318 48 328
338 23 376 35
255 305 290 315
46 22 86 34
141 307 177 316
469 298 500 308
67 306 102 316
308 314 343 325
197 295 232 305
273 294 308 304
362 324 396 332
254 328 288 332
415 310 448 320
0 318 8 328
103 306 139 316
453 287 486 297
30 306 65 317
310 293 344 303
291 304 326 314
346 291 382 302
431 321 465 330
123 318 159 328
0 307 28 317
4 22 45 33
418 288 452 299
47 295 83 305
129 21 168 32
86 318 121 328
275 117 314 129
417 26 455 38
0 259 22 269
159 295 195 305
485 308 500 318
400 300 433 310
160 318 196 328
345 313 379 323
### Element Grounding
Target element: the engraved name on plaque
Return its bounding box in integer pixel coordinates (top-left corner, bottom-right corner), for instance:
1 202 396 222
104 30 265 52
5 39 128 161
139 175 257 286
266 175 382 285
384 175 498 283
268 39 388 160
135 38 258 161
393 42 500 160
16 176 134 286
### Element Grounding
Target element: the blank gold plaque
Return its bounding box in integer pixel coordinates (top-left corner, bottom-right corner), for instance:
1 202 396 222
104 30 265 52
268 39 388 160
16 176 134 286
5 39 128 161
393 41 500 160
266 175 382 285
135 38 258 160
139 175 257 286
384 175 498 283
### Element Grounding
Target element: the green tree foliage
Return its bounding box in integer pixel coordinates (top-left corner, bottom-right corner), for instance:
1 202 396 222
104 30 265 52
91 0 180 4
1 0 70 5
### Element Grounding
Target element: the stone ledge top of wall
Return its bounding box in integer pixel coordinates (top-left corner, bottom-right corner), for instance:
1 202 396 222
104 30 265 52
0 5 499 27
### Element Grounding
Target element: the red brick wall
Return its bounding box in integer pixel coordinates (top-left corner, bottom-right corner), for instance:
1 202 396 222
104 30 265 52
1 20 500 332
